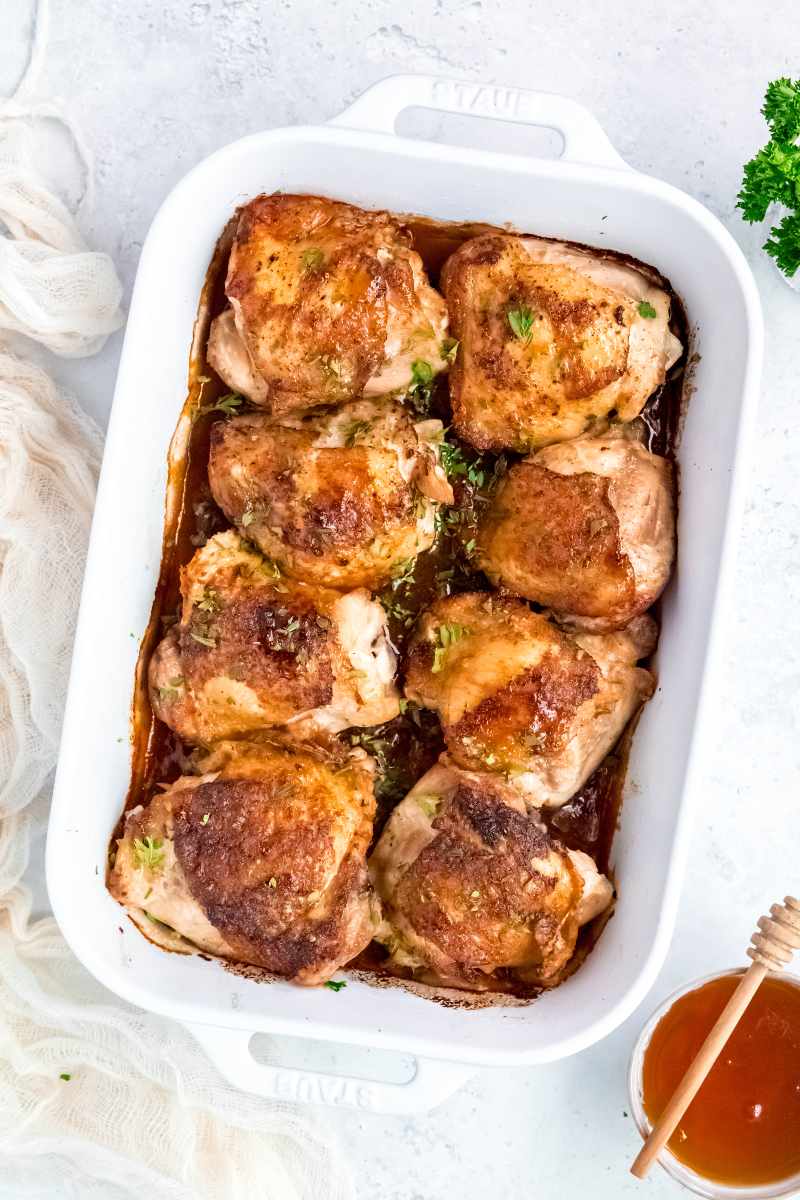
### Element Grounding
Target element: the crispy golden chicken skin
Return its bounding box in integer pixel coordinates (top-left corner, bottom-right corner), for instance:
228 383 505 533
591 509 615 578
369 760 612 990
207 193 450 413
149 531 399 744
404 593 655 807
108 737 379 985
207 400 453 590
441 234 683 451
476 429 675 631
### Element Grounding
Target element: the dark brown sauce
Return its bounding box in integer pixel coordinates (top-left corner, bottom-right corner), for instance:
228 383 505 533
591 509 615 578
120 201 688 1000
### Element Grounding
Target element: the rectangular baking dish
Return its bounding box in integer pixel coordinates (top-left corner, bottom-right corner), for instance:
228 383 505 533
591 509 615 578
47 74 762 1114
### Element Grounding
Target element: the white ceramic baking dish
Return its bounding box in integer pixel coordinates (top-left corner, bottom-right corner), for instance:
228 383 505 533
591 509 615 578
47 74 763 1115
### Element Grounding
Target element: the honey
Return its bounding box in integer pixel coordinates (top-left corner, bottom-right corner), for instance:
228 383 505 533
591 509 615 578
642 973 800 1188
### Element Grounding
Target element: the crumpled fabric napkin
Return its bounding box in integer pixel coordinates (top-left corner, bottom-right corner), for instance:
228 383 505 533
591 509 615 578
0 4 354 1196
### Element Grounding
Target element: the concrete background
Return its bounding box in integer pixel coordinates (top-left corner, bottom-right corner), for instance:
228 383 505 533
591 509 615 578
4 2 799 1196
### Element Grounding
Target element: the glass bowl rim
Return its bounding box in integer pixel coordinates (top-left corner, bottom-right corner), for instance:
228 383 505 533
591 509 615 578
628 966 800 1200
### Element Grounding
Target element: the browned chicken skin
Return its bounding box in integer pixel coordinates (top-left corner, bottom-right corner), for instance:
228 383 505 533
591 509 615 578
441 234 682 451
404 592 655 807
207 399 452 590
476 428 675 630
117 197 675 995
207 193 450 414
149 530 399 744
369 760 612 990
108 737 379 985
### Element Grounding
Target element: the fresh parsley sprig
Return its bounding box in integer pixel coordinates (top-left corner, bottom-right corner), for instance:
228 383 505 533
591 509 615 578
194 383 245 421
738 77 800 279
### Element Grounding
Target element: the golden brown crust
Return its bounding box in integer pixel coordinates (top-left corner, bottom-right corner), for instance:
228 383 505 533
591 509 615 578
477 432 676 631
173 778 369 980
151 548 337 740
476 460 636 623
404 592 600 775
218 194 448 413
207 401 444 589
403 593 654 807
441 233 680 451
149 531 398 743
370 763 585 988
110 738 378 984
448 654 600 769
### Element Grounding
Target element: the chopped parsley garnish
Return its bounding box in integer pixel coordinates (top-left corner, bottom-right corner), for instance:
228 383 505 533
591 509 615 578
380 557 418 629
438 439 467 479
408 359 435 414
411 359 433 386
259 557 282 581
343 418 372 447
324 979 347 992
132 836 165 871
347 729 391 771
59 1073 72 1081
431 622 469 673
380 594 415 627
189 631 217 647
157 677 184 702
301 247 325 271
196 587 220 613
441 336 459 364
438 437 489 488
143 910 174 931
200 813 210 826
507 304 534 342
414 793 440 818
390 557 416 588
738 77 800 278
270 613 302 653
637 300 657 319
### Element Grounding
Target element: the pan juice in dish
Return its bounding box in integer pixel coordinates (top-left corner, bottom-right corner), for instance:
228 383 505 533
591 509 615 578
110 193 687 1003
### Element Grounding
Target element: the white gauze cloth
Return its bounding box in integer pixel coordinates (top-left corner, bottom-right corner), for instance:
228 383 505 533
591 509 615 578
0 11 354 1200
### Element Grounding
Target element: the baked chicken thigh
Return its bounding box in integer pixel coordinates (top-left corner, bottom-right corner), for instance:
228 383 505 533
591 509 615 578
404 593 655 807
441 234 683 451
369 760 612 990
207 193 450 414
476 429 675 630
109 737 378 985
208 399 452 591
149 530 399 743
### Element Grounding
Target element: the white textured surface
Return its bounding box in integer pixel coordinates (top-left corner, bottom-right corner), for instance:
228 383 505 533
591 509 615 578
5 1 800 1195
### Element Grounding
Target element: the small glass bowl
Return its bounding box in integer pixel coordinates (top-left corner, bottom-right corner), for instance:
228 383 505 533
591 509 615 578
628 968 800 1199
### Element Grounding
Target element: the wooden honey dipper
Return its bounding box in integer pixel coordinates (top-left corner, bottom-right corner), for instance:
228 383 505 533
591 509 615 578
631 895 800 1180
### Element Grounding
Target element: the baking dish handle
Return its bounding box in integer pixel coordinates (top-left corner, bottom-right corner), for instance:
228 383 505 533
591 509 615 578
184 1022 474 1114
330 73 628 170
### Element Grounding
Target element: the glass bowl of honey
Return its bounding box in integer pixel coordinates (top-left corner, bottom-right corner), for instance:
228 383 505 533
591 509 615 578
629 969 800 1198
